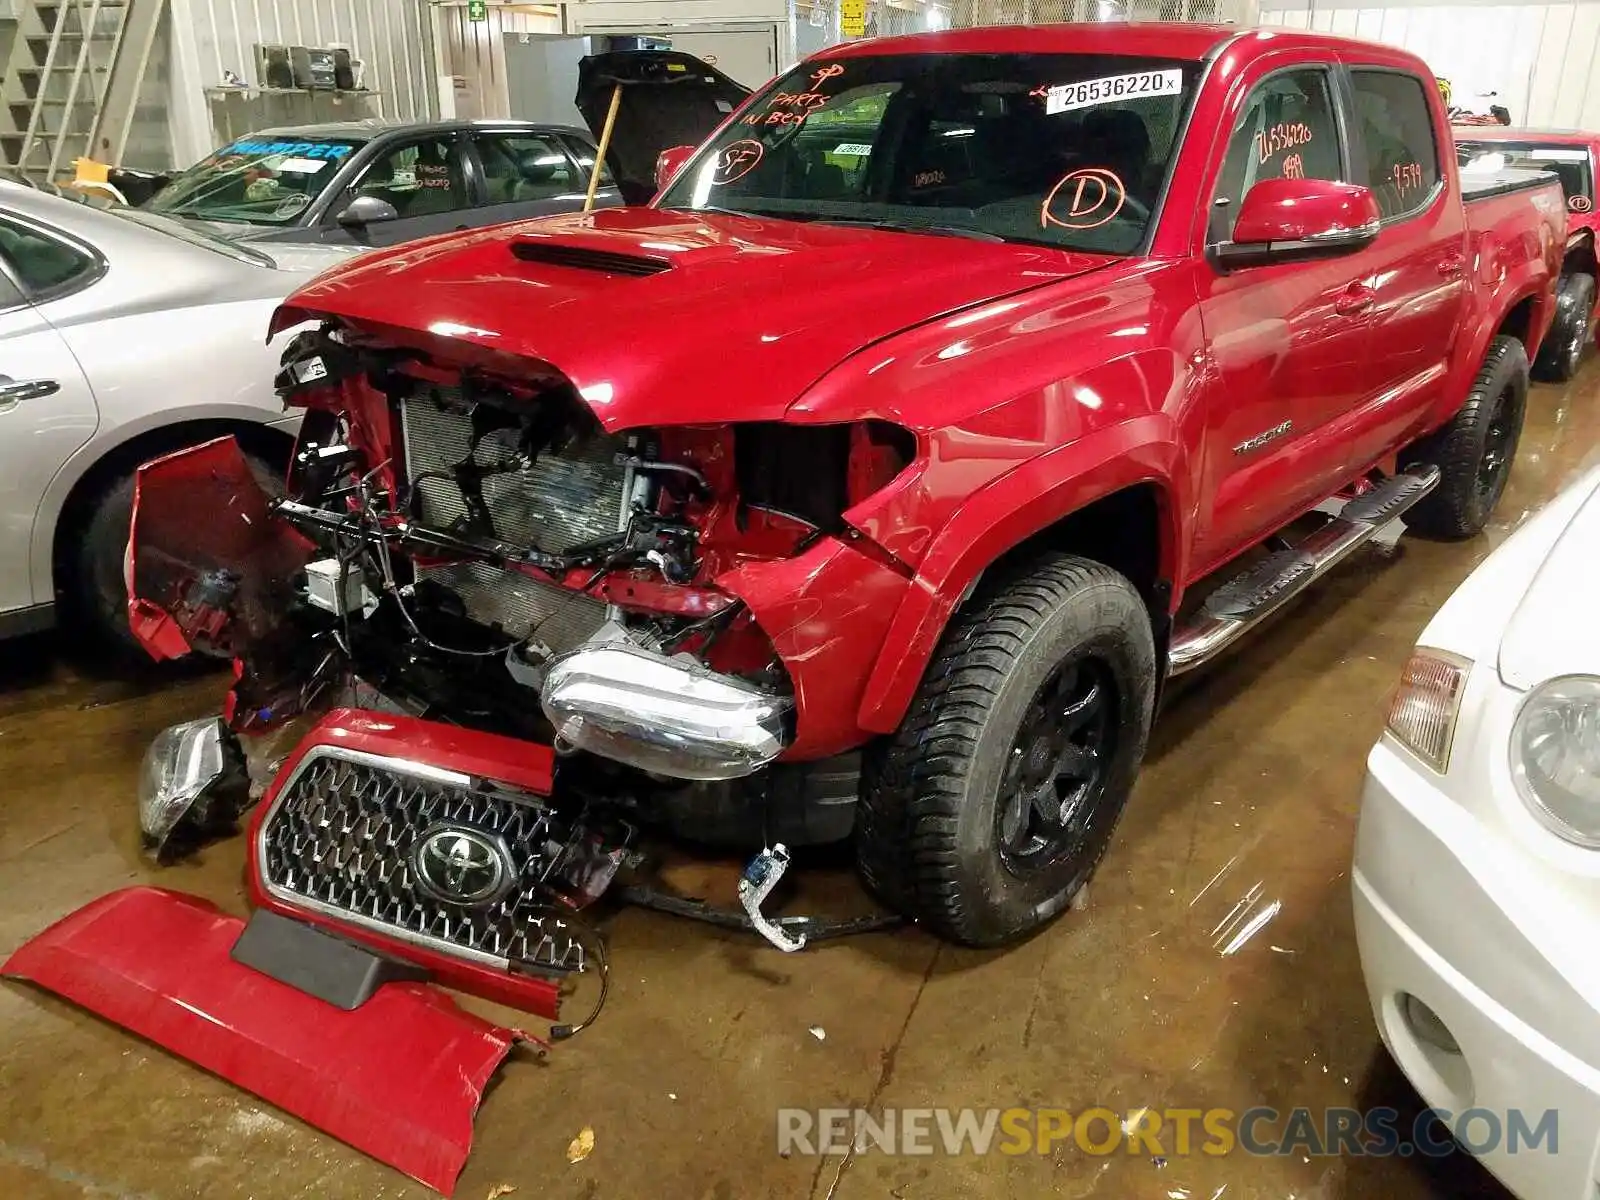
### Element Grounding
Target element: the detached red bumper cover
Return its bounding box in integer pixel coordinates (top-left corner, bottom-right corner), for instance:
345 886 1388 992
3 887 523 1196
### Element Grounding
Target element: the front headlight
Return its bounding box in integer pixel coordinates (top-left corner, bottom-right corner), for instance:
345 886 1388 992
139 717 249 859
1511 676 1600 847
1386 648 1472 773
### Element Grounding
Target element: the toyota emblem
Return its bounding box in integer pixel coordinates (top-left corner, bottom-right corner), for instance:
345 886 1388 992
413 825 513 906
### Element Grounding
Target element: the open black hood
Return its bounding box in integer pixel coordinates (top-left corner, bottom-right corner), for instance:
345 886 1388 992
575 50 751 204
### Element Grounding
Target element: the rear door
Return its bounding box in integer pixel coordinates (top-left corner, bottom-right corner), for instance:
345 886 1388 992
1191 56 1373 572
317 133 473 248
460 129 601 227
0 215 99 617
1337 64 1468 469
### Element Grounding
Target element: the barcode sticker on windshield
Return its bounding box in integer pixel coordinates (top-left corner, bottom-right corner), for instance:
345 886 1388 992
1045 68 1183 114
834 142 873 156
275 156 328 174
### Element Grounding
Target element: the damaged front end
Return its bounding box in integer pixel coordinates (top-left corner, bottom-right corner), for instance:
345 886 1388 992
128 320 915 802
9 286 927 1193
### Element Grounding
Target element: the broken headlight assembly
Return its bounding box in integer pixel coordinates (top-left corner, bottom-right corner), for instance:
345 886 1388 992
138 717 251 859
1511 675 1600 848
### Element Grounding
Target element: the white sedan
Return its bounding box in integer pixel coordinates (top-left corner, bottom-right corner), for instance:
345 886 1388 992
0 177 342 652
1355 462 1600 1199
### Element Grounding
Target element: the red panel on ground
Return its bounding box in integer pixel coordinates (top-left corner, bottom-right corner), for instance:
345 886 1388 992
2 887 524 1196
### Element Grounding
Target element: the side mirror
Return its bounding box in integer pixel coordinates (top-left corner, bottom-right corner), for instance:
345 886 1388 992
1211 178 1382 269
655 145 696 192
336 194 399 229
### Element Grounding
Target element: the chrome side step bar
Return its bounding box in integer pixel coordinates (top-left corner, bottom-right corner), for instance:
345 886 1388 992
1168 465 1440 676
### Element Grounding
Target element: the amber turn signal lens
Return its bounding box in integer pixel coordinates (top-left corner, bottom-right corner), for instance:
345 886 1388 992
1386 649 1472 773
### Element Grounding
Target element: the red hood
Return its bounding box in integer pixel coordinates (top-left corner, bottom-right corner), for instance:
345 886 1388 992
276 208 1115 430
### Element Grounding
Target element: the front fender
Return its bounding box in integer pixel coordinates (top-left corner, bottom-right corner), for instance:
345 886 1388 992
856 417 1182 734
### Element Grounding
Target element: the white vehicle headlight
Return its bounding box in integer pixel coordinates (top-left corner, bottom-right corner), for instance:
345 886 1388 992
1386 649 1472 772
1511 676 1600 847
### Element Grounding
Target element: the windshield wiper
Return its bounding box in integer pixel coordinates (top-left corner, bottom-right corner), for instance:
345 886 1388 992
813 217 1005 242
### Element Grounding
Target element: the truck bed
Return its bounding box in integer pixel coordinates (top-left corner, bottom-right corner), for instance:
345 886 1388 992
1461 165 1561 203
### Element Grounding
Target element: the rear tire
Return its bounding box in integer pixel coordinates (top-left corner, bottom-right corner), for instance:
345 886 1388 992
1401 335 1528 540
1531 273 1595 383
856 554 1155 947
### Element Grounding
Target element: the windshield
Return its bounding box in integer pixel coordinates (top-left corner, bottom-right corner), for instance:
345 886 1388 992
146 137 362 225
1458 141 1594 213
658 52 1203 252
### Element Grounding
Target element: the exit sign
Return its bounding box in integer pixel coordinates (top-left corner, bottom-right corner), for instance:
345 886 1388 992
468 0 488 20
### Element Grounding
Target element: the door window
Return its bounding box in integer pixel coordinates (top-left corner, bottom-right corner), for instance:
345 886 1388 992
0 218 98 299
350 138 467 218
1210 69 1343 242
563 137 614 188
475 134 580 204
1350 70 1442 220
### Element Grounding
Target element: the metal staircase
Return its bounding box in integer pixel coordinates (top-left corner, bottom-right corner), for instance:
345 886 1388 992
0 0 166 181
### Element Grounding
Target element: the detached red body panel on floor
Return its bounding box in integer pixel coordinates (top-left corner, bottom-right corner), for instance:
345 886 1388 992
1 886 520 1196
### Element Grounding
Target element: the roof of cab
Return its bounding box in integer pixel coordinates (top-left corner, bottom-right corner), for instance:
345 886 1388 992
824 22 1432 68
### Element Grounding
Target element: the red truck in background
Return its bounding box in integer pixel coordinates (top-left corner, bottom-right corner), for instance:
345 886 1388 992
3 25 1567 1191
1457 126 1600 381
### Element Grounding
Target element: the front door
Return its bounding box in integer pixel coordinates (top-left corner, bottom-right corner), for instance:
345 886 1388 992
1192 60 1374 573
0 219 99 615
320 134 474 248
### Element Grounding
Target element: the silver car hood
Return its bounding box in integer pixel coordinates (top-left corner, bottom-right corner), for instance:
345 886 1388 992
253 242 364 274
1499 466 1600 689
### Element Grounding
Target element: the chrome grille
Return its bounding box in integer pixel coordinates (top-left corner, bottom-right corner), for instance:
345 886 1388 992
257 748 585 972
418 560 607 653
400 390 629 554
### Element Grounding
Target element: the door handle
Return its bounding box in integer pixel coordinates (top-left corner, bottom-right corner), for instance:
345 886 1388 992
1437 254 1467 278
0 377 59 410
1334 282 1375 316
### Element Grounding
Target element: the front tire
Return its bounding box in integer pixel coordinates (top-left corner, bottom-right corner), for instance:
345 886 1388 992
856 554 1156 947
1401 335 1528 540
1531 273 1595 383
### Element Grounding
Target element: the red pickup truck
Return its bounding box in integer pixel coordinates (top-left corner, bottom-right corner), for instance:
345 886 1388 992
1457 126 1600 380
3 22 1566 1188
115 24 1564 954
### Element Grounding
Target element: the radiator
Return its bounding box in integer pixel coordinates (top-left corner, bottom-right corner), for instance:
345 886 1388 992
401 391 624 653
400 390 629 554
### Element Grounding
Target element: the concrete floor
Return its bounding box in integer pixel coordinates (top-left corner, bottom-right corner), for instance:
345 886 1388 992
4 363 1600 1200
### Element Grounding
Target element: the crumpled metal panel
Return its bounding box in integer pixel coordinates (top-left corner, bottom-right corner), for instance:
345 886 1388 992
2 887 523 1196
126 436 312 661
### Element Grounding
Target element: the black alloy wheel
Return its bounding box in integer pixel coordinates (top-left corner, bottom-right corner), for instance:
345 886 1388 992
996 657 1118 875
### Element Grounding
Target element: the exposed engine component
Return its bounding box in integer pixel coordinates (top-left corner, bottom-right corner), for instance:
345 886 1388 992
400 387 631 554
540 624 793 780
304 557 376 617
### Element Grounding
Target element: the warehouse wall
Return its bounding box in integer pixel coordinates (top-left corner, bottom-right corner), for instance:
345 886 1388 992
1259 0 1600 129
439 2 562 118
167 0 438 165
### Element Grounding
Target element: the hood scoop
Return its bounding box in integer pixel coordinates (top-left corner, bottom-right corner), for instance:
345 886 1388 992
510 241 673 278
